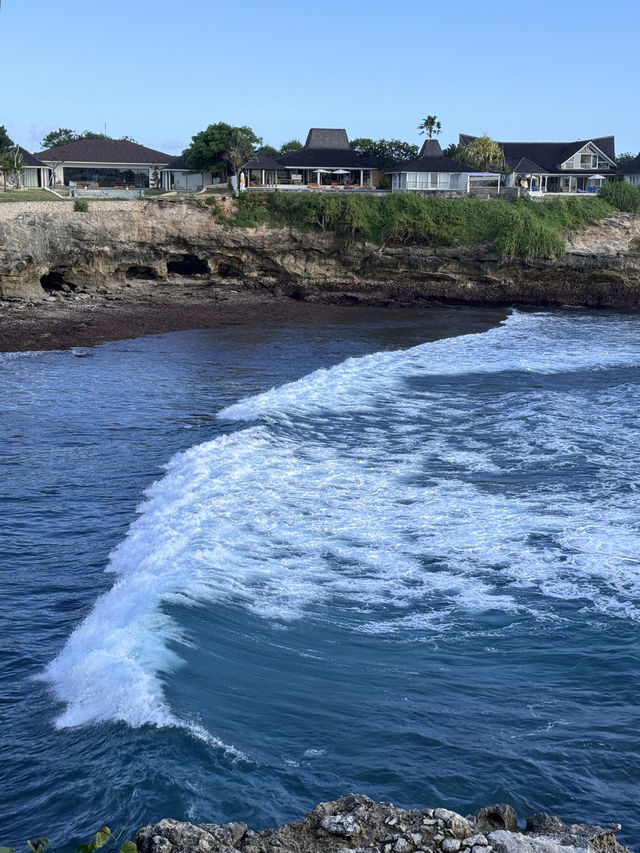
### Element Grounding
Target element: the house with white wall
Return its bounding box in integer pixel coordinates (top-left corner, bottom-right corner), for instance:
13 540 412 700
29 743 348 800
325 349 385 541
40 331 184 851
18 147 51 188
460 134 617 192
387 140 486 192
36 138 174 188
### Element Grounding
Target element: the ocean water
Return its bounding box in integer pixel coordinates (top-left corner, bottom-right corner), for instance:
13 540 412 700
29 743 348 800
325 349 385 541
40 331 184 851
1 307 639 850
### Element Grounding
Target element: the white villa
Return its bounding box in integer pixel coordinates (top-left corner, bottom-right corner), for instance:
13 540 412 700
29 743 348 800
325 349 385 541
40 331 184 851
36 138 174 189
387 140 488 192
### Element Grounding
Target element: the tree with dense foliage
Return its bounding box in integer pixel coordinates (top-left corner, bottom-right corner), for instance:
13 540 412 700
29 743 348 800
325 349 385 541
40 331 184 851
258 144 278 157
279 139 303 153
442 142 474 167
183 122 261 179
350 138 419 171
40 128 138 149
41 128 77 149
0 125 15 154
615 152 635 169
464 134 504 171
418 116 441 138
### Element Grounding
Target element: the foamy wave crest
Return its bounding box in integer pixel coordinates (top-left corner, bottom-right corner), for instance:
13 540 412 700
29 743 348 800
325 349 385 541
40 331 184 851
218 310 640 422
44 309 640 731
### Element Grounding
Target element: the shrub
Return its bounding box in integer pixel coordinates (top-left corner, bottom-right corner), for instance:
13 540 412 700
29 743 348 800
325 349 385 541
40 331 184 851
225 191 616 258
74 198 89 212
598 181 640 213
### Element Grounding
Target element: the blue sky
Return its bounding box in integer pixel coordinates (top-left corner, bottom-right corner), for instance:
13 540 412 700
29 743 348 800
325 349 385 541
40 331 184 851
2 0 639 156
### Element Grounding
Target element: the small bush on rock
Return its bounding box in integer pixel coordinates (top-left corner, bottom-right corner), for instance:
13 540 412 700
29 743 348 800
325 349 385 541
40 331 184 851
74 198 89 212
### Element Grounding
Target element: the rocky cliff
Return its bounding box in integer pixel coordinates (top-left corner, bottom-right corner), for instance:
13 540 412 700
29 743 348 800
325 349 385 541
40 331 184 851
1 200 640 307
135 796 632 853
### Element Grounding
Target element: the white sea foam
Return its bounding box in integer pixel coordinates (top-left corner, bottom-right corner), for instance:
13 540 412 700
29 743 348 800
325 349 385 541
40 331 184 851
44 310 640 731
218 310 640 422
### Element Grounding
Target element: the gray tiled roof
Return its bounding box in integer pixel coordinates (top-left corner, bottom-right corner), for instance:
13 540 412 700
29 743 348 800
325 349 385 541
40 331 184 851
304 128 351 149
36 138 172 164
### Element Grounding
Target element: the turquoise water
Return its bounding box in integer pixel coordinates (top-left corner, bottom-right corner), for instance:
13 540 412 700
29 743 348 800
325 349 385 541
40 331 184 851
1 308 639 849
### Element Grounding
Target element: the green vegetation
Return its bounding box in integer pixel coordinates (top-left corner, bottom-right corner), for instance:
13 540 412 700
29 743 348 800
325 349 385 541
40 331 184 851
183 122 262 178
224 192 616 258
0 189 63 202
615 152 636 170
350 138 419 171
598 180 640 212
463 134 504 171
74 198 89 212
1 825 137 853
417 115 442 138
279 139 303 153
41 129 138 149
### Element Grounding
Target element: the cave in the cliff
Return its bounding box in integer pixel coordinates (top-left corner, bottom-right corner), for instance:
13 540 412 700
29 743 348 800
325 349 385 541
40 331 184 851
166 254 209 276
40 270 72 292
125 265 160 280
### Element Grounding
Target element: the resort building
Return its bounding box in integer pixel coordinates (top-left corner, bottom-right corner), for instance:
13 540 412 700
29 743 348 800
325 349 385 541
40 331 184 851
460 134 617 193
274 128 380 188
36 138 174 189
161 155 213 191
387 140 487 192
621 153 640 186
17 147 51 188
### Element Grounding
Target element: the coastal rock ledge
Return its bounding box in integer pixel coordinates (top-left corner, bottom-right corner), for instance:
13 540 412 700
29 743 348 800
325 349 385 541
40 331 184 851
136 796 631 853
1 201 640 308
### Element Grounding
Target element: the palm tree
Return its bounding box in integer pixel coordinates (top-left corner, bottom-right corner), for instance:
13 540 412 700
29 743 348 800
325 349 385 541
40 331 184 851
418 116 442 138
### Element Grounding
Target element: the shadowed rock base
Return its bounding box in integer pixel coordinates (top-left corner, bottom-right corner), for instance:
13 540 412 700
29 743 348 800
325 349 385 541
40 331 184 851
136 796 630 853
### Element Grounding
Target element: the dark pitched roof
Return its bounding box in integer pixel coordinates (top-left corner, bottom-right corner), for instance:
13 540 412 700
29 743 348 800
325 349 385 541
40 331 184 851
459 134 616 173
36 138 172 164
418 139 443 157
510 156 549 175
278 147 378 169
387 154 484 174
246 152 283 170
18 146 48 168
165 155 188 169
621 153 640 174
304 128 350 149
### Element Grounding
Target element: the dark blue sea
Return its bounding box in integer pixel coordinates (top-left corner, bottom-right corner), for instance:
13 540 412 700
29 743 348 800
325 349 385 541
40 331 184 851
1 307 639 850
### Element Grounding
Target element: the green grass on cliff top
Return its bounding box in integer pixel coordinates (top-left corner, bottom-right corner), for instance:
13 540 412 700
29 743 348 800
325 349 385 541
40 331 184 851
0 190 65 202
226 190 623 259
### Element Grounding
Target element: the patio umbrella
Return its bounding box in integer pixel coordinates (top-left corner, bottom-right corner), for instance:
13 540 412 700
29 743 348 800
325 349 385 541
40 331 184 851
332 169 350 174
589 174 606 180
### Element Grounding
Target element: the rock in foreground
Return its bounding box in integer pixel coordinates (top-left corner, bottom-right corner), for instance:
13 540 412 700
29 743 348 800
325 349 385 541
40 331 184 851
136 796 630 853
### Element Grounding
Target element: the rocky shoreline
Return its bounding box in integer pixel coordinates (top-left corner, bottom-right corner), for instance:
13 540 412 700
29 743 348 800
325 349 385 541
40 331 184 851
0 201 639 301
1 200 639 351
136 796 632 853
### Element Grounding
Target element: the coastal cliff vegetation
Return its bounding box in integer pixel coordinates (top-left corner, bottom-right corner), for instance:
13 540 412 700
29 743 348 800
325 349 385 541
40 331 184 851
221 183 640 259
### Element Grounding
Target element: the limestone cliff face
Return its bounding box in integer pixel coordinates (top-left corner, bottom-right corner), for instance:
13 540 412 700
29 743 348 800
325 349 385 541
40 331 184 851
1 199 640 307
